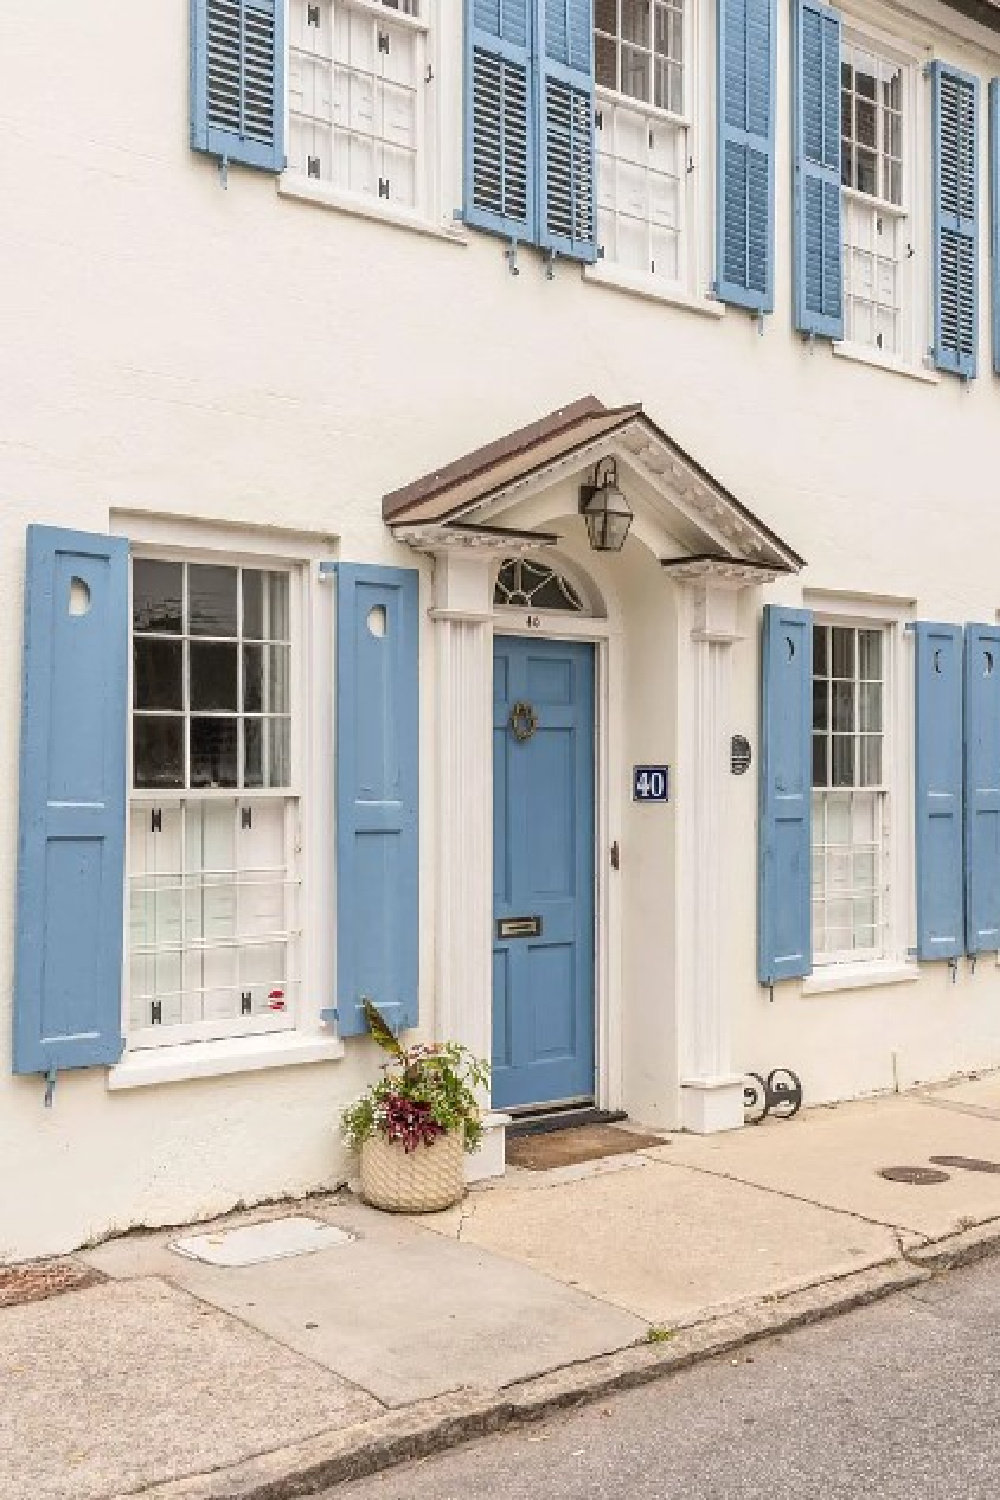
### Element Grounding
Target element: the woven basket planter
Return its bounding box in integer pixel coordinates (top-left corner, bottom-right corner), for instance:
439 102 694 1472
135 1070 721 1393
359 1129 465 1213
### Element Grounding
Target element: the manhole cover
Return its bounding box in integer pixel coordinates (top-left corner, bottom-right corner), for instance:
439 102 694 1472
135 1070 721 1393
878 1166 950 1185
929 1155 1000 1174
169 1216 355 1267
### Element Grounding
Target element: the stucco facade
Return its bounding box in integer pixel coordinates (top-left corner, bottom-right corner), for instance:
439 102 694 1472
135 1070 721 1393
3 0 1000 1260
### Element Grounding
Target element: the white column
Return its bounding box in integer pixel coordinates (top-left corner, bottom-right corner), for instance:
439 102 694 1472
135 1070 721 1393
679 582 745 1134
428 550 510 1179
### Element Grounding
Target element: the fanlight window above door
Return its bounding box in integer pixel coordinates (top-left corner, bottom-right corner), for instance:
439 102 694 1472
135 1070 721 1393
494 559 586 613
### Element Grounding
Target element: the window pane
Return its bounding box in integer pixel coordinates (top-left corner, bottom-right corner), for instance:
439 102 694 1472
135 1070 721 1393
813 678 828 730
856 148 877 195
269 719 292 788
812 734 828 787
243 570 264 640
134 639 183 711
596 0 616 31
190 718 238 788
134 717 184 789
268 646 291 713
244 719 264 788
858 629 883 680
622 0 649 43
596 33 617 88
859 682 882 732
813 624 828 676
832 681 854 731
190 642 238 711
860 736 882 785
133 560 182 634
244 645 264 714
266 573 290 641
831 627 855 679
832 735 855 786
621 43 649 101
189 565 238 637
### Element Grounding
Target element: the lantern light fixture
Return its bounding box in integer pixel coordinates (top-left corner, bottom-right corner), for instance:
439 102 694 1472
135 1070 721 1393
579 457 633 553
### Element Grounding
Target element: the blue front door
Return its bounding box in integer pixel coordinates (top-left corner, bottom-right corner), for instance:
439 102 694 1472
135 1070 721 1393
492 636 595 1111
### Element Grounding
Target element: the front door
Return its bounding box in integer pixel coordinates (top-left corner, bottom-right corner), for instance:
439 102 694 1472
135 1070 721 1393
492 636 595 1111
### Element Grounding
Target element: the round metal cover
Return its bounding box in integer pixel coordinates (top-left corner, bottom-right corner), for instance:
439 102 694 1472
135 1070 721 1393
878 1165 951 1185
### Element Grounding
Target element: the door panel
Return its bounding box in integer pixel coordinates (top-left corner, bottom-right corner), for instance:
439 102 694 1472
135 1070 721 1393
492 636 595 1110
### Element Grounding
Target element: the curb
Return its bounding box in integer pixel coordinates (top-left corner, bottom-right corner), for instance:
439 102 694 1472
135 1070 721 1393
905 1215 1000 1272
124 1257 927 1500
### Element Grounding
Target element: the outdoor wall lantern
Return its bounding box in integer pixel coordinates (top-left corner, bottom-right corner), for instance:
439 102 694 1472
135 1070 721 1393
579 458 633 553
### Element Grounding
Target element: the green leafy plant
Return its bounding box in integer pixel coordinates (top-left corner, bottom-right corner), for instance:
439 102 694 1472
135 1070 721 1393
341 998 491 1155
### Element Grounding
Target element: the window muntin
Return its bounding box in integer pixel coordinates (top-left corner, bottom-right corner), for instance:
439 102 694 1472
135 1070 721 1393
132 560 291 792
288 0 427 213
840 42 908 358
129 557 300 1048
494 558 586 613
811 624 889 964
595 0 684 114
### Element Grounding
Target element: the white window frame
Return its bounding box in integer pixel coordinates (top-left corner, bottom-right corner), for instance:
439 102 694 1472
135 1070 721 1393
587 0 718 311
803 593 915 993
834 20 926 373
282 0 443 233
112 515 339 1075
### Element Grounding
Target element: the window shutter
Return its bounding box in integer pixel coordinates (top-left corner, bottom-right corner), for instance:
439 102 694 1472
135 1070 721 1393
932 62 978 377
964 625 1000 955
331 564 420 1038
14 527 128 1077
990 79 1000 375
190 0 285 173
537 0 596 262
914 621 964 960
464 0 536 242
793 0 842 338
716 0 777 314
758 605 813 984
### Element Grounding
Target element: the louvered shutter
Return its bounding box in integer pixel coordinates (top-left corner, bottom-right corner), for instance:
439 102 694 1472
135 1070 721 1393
537 0 596 262
793 0 842 337
914 622 964 960
191 0 285 173
14 527 128 1076
464 0 535 242
964 625 1000 955
716 0 777 313
759 606 813 984
932 63 978 377
990 79 1000 375
329 564 420 1038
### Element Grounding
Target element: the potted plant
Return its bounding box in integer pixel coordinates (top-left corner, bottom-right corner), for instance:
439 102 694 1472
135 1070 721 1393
341 999 491 1213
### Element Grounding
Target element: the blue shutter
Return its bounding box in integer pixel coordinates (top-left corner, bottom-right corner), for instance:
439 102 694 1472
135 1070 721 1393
932 62 979 377
191 0 285 173
464 0 536 242
990 79 1000 375
793 0 842 338
914 622 964 960
716 0 777 314
14 527 128 1076
964 625 1000 954
537 0 596 262
759 605 813 984
331 565 420 1038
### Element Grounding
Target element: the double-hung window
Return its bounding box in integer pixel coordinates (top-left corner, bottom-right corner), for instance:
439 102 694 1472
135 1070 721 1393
594 0 689 285
128 557 302 1048
288 0 431 215
840 40 912 358
811 623 890 964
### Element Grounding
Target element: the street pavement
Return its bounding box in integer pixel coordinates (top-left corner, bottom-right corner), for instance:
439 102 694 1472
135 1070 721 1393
331 1254 1000 1500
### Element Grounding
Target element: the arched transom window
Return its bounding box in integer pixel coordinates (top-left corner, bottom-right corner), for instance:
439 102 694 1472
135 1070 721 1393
493 558 587 614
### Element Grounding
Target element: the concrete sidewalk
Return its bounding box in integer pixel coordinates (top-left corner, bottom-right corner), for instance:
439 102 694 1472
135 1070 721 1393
7 1073 1000 1500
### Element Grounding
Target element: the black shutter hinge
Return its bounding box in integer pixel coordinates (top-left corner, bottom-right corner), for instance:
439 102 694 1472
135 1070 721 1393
595 108 603 129
241 805 252 830
308 155 321 178
308 2 321 22
378 29 390 52
44 1066 57 1108
379 177 390 198
242 991 253 1015
151 1001 162 1025
151 807 162 833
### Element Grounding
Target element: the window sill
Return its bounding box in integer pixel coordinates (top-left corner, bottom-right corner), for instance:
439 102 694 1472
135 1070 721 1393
107 1031 345 1090
277 176 468 248
831 342 941 386
582 263 726 319
801 961 921 996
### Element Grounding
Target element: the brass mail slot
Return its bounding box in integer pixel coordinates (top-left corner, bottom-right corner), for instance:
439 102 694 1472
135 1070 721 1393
496 915 543 940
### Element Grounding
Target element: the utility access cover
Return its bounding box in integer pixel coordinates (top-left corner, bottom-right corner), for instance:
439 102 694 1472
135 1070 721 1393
169 1216 355 1267
878 1166 950 1185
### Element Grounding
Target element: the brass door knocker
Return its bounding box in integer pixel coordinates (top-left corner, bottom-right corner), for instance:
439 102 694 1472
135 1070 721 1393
509 701 539 742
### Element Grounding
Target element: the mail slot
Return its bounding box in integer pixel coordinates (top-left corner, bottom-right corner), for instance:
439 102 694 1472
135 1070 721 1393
496 915 543 940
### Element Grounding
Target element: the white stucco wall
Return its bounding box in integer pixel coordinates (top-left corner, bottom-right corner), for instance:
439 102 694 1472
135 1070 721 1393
4 0 1000 1258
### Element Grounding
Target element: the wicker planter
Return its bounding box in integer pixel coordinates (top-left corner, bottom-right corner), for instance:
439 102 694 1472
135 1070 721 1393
359 1129 465 1213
